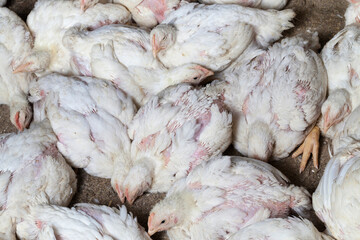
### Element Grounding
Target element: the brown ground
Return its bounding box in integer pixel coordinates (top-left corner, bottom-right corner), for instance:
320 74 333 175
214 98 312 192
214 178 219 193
0 0 349 239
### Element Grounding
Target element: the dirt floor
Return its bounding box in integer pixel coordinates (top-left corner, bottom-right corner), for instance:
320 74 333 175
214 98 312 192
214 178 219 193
0 0 349 239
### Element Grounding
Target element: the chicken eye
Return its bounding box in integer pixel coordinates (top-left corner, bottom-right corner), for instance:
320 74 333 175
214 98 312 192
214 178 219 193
161 220 166 224
193 76 198 80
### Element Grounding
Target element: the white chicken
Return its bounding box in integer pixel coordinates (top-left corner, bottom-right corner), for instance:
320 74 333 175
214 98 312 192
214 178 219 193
198 0 288 10
294 22 360 171
215 34 327 172
147 155 311 239
0 120 77 238
313 108 360 240
62 27 213 105
14 0 131 76
122 83 232 204
29 73 137 203
150 2 295 71
0 7 34 131
228 217 333 240
16 204 151 240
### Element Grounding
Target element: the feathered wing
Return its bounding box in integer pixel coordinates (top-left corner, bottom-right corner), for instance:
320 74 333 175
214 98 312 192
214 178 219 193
313 151 360 239
16 204 108 240
75 204 151 240
228 217 334 240
198 0 287 10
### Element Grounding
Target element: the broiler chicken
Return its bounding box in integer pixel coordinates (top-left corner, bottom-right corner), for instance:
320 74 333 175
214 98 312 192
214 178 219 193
216 34 327 171
62 26 213 105
122 83 232 204
228 217 333 240
198 0 288 10
313 107 360 240
14 0 131 76
147 155 311 239
0 120 77 238
294 15 360 171
16 204 151 240
150 2 295 71
29 73 137 203
0 7 34 131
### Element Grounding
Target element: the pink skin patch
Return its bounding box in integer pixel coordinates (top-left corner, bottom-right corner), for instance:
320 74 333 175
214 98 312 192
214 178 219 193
242 95 250 115
187 144 209 174
35 220 43 229
72 56 92 77
77 206 104 226
188 181 202 189
193 111 211 141
138 132 160 151
137 0 167 23
349 66 360 87
161 146 172 166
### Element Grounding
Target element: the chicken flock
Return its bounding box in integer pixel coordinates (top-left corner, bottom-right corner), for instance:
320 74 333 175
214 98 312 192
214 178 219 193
0 0 359 239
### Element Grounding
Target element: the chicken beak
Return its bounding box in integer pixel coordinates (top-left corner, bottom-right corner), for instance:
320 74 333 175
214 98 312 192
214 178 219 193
194 65 214 78
13 62 32 74
148 228 157 236
152 35 160 58
125 188 135 205
14 112 24 132
114 183 125 203
147 213 157 236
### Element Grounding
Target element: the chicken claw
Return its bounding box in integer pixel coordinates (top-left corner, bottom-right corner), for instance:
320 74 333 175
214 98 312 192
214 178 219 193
292 126 320 173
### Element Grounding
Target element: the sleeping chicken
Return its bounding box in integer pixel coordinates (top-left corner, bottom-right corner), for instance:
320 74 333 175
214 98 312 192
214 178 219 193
14 0 131 76
228 217 333 240
29 73 136 203
294 17 360 171
0 120 77 238
122 83 232 204
147 155 311 239
62 28 213 105
0 7 34 131
150 2 295 71
16 204 150 240
215 34 326 172
313 107 360 240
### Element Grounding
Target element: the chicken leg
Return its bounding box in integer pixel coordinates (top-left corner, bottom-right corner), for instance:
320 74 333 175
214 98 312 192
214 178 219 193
292 126 320 173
